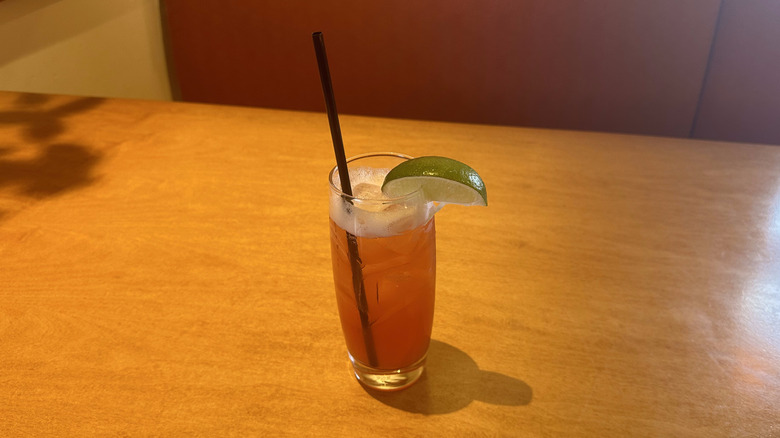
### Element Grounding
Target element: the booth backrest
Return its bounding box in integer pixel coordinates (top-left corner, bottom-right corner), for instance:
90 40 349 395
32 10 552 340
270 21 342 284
161 0 780 144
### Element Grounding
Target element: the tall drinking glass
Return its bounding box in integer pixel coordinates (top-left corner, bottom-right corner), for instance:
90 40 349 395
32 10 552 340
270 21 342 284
328 152 436 391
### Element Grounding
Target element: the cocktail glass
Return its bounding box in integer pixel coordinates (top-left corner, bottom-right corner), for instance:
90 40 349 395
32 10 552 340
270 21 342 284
328 152 436 391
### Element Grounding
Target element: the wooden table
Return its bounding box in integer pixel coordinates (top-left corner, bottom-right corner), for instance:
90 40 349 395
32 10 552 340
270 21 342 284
1 91 778 436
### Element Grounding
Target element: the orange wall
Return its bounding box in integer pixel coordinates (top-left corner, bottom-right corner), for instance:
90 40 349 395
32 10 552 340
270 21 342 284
0 0 170 101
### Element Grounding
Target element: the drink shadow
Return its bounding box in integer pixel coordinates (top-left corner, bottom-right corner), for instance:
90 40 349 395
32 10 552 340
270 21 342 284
363 339 532 414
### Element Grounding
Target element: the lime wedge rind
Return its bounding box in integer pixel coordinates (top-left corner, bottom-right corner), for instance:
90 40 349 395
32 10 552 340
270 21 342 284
381 156 488 206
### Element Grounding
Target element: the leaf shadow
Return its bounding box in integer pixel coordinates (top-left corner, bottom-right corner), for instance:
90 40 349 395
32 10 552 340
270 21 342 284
0 93 105 220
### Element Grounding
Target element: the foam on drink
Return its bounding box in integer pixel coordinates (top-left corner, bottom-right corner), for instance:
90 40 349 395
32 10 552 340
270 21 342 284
330 166 434 238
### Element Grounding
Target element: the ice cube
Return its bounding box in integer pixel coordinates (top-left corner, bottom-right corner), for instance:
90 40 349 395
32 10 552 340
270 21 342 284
352 182 386 200
386 213 416 235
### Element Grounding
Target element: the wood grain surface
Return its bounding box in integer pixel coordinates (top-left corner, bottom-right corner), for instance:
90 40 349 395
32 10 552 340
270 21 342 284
1 91 778 436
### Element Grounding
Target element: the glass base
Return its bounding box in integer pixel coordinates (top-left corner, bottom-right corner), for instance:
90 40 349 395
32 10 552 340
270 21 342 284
349 352 426 391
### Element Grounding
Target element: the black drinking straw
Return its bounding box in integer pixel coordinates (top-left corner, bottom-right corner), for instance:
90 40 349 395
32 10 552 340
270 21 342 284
313 32 378 367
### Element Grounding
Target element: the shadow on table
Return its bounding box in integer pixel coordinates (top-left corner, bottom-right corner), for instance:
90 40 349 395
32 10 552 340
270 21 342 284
0 93 104 220
364 339 532 415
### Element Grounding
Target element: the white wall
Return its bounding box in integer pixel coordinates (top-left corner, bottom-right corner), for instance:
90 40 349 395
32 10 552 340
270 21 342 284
0 0 171 100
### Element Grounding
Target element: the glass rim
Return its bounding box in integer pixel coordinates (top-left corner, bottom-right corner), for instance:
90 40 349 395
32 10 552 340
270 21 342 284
328 152 423 202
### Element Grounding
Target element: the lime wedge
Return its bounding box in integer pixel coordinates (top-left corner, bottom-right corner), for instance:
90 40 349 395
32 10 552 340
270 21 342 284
381 156 487 206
